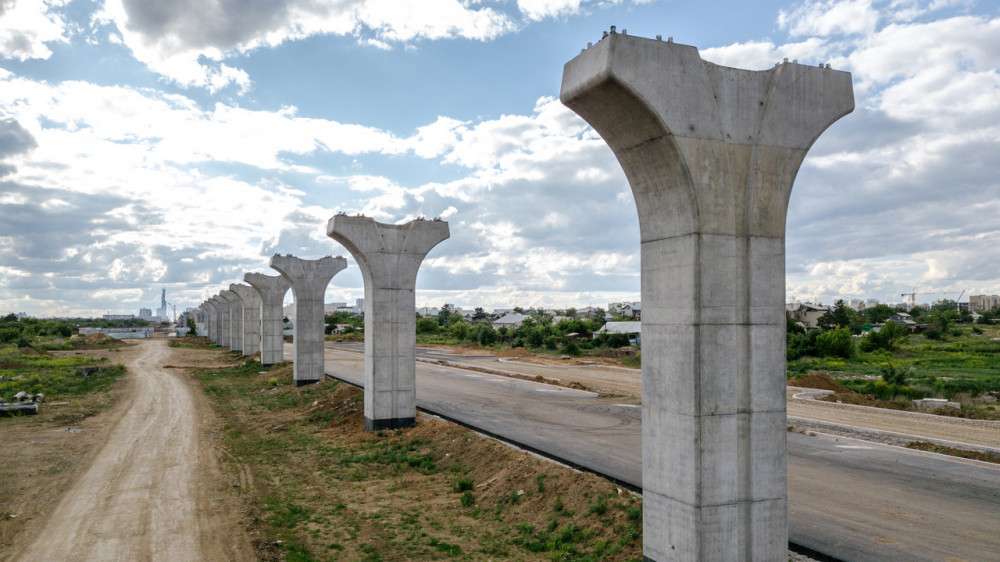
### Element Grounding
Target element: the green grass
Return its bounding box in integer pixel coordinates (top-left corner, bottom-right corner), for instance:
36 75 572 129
0 345 124 400
787 325 1000 416
198 358 644 561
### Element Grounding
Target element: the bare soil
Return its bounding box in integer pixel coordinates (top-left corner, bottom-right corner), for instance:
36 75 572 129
198 361 643 561
0 339 254 561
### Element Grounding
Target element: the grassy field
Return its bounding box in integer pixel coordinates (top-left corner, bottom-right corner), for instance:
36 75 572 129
0 345 125 404
197 359 642 561
788 324 1000 417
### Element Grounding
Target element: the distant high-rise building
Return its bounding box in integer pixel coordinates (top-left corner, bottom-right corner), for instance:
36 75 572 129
139 308 152 319
970 295 1000 312
155 289 167 319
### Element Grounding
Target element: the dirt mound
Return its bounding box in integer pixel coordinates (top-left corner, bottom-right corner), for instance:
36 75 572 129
494 347 532 358
594 347 637 359
790 372 851 393
84 333 115 344
17 347 51 356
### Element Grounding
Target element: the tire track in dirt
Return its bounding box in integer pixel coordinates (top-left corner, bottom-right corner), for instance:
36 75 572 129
17 339 235 560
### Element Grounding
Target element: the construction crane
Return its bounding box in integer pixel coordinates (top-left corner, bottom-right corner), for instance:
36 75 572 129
900 289 967 310
165 302 177 324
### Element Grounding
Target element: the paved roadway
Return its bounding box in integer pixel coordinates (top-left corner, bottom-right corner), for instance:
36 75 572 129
318 345 1000 561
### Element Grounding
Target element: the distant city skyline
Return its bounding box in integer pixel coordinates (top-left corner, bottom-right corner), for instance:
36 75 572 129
1 0 998 317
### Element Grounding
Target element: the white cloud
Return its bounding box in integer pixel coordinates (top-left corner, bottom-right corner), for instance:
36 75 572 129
94 0 515 90
0 0 68 61
778 0 880 37
518 0 588 21
700 37 832 70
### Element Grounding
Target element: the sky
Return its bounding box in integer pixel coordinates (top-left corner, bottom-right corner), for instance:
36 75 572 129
1 0 998 318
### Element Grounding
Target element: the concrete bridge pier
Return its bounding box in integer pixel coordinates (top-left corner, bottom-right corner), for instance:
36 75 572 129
269 254 347 386
230 283 262 357
201 301 218 343
244 272 292 366
220 289 243 352
327 215 450 431
210 295 230 348
560 33 854 561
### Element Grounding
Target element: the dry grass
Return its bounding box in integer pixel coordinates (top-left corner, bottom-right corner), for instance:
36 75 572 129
197 360 643 561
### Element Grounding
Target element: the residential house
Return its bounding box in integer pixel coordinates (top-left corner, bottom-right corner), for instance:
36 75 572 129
789 304 829 330
888 312 917 330
492 314 530 331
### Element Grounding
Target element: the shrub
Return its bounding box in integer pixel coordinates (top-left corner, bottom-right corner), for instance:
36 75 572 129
880 363 905 386
561 340 582 356
859 321 908 353
816 327 854 358
452 477 474 493
449 321 470 340
416 317 438 334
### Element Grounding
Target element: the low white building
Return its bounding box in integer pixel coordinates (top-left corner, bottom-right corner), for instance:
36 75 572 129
593 321 642 344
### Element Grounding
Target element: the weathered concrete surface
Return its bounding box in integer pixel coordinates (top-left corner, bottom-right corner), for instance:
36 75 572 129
209 296 229 348
219 290 242 352
327 215 449 431
229 283 261 357
269 255 347 386
201 301 218 344
561 33 854 561
244 272 291 366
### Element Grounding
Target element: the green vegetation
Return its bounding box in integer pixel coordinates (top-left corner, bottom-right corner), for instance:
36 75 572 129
0 345 125 401
787 305 1000 417
198 359 643 561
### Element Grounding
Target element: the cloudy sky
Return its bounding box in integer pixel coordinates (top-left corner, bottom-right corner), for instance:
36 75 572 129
1 0 998 318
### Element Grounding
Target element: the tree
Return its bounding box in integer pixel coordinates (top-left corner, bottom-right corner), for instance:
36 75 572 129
186 316 198 337
858 320 908 353
931 309 954 333
475 324 497 346
416 317 439 334
472 307 489 322
437 304 453 326
565 307 577 318
930 299 958 314
450 320 470 340
815 327 854 358
513 306 525 314
863 304 896 325
817 300 858 333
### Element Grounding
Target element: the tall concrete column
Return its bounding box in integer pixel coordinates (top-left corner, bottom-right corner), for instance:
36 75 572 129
199 303 213 340
561 34 853 561
230 283 261 357
244 272 291 366
269 254 347 386
210 295 229 347
205 299 220 343
327 216 450 431
220 290 242 351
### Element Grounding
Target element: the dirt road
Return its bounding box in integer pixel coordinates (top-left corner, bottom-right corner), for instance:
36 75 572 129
11 339 251 561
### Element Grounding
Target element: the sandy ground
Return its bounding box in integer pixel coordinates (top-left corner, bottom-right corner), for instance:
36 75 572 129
2 339 253 561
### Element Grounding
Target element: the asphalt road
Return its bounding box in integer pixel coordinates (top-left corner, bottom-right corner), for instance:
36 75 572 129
319 345 1000 561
